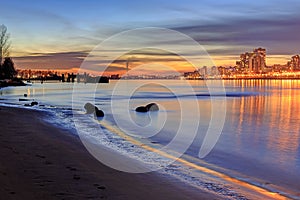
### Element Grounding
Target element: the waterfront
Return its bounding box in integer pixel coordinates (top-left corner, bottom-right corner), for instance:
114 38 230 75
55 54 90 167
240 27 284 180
1 79 299 199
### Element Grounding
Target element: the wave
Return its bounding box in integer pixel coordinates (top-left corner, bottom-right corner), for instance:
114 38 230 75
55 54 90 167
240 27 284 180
95 92 257 101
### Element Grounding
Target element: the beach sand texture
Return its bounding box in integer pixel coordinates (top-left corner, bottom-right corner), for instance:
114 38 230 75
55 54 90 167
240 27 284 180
0 106 219 200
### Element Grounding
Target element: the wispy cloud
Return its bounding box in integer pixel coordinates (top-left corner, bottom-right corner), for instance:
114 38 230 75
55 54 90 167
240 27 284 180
170 12 300 56
2 0 300 70
13 51 88 70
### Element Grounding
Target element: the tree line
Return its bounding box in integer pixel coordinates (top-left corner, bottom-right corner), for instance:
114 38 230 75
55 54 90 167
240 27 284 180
0 24 17 80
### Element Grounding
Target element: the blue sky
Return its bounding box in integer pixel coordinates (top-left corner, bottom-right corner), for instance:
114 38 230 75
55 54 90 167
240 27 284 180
1 0 300 71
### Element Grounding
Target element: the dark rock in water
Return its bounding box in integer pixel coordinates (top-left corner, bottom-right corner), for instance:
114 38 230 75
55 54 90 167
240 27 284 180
136 103 159 113
146 103 159 111
24 104 31 107
19 98 30 101
84 102 96 114
31 101 38 106
84 102 104 117
135 106 148 113
95 107 104 117
24 94 28 97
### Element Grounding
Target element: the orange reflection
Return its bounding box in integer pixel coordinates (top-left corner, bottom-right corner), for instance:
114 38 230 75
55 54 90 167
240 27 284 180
229 80 300 167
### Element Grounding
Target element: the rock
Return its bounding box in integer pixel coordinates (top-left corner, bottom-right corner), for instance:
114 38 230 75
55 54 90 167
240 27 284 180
73 174 80 180
146 103 159 111
24 104 31 107
84 102 96 114
136 103 159 113
95 107 104 117
31 101 38 106
19 98 30 101
135 106 148 112
84 102 104 117
24 94 27 97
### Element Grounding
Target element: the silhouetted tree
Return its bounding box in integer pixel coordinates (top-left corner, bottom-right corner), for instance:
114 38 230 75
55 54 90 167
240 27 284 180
0 25 13 80
1 57 16 79
61 73 65 82
0 24 10 65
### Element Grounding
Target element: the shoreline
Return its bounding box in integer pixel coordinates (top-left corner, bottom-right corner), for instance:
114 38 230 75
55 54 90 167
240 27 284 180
0 106 220 199
0 82 297 200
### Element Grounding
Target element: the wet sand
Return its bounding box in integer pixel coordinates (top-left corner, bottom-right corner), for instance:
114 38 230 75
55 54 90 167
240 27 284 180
0 106 220 200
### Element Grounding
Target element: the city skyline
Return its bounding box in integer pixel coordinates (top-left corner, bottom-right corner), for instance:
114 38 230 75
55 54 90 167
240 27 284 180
13 47 300 78
1 0 300 74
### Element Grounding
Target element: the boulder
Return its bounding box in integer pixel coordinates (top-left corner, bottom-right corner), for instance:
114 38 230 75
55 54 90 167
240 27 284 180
95 107 104 117
84 102 104 117
84 102 96 114
31 101 38 106
24 94 28 97
19 98 30 101
146 103 159 111
135 106 148 113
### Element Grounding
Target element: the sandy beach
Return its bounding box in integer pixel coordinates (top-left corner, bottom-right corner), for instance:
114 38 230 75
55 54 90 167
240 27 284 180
0 106 220 200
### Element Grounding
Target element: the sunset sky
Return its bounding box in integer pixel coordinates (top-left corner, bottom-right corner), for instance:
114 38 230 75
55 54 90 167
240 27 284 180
1 0 300 75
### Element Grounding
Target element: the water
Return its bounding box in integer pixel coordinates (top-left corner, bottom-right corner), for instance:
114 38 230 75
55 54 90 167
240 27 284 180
0 79 299 199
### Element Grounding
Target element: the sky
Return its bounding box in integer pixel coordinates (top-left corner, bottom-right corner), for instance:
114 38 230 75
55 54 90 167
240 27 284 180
1 0 300 75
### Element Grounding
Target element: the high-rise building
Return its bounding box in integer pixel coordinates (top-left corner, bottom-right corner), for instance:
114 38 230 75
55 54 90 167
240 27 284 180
237 48 266 73
289 55 300 71
237 52 251 72
199 66 207 76
252 48 266 73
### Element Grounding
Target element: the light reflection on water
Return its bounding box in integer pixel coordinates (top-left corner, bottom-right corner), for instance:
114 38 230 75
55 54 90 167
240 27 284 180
0 79 300 195
213 80 300 196
224 80 300 170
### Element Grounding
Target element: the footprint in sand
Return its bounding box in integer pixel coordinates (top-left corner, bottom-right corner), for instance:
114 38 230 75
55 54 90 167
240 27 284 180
66 166 77 171
54 192 74 198
44 160 53 165
73 174 80 180
3 145 19 154
33 175 54 188
35 154 46 159
93 183 106 190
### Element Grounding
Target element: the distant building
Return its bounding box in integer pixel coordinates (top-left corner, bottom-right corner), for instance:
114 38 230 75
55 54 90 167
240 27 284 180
237 48 266 73
110 74 120 79
237 52 252 72
217 66 236 76
289 55 300 71
272 64 288 72
210 66 218 76
183 70 200 79
199 66 207 77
